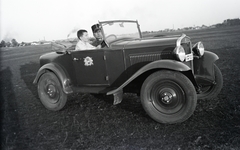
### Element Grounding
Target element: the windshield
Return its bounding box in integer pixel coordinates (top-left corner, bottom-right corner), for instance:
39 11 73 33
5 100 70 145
100 21 141 43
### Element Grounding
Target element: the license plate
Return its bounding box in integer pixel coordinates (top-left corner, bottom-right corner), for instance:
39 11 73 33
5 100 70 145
185 53 193 61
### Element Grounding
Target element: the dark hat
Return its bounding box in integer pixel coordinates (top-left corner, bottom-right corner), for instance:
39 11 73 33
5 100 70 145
91 24 101 33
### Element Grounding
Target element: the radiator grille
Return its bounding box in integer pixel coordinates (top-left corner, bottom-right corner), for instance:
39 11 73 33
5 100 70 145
181 42 191 54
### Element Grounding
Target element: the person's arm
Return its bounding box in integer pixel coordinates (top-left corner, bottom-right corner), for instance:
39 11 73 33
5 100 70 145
75 41 87 50
87 43 99 50
75 43 80 50
96 45 101 49
91 39 103 48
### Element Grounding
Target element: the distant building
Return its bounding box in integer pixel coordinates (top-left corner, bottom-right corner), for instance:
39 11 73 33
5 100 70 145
209 25 216 28
31 42 39 45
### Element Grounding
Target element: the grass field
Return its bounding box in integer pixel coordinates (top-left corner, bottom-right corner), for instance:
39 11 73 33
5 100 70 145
1 26 240 149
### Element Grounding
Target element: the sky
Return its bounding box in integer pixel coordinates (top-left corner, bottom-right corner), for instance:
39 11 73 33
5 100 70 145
0 0 240 42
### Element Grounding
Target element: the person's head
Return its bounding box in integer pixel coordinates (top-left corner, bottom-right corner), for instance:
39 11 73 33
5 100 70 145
91 24 102 39
77 29 89 42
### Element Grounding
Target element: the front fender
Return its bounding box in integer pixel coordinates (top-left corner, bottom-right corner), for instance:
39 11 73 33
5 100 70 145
194 51 219 83
33 63 73 94
107 60 191 95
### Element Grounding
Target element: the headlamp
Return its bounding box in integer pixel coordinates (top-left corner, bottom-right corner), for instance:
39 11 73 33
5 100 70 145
174 46 186 62
192 42 204 57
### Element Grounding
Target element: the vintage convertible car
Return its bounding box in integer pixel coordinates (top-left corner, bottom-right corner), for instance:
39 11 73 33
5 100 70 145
33 20 223 124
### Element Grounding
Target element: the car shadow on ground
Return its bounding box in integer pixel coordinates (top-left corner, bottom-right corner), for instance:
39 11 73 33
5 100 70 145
20 62 39 99
65 92 147 118
0 67 21 149
90 93 147 117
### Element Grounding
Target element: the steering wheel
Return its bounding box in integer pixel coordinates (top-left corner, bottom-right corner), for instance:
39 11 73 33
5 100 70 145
105 34 117 43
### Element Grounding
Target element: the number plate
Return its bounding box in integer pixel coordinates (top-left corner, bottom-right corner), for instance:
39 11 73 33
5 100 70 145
185 53 193 61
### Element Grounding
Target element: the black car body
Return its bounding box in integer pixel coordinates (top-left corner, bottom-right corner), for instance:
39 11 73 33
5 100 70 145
34 20 223 124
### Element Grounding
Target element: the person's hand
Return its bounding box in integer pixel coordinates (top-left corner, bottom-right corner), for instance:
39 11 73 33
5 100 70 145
96 45 101 49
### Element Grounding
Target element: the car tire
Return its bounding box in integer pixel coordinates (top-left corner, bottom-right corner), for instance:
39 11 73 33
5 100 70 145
197 64 223 100
38 71 67 111
140 70 197 124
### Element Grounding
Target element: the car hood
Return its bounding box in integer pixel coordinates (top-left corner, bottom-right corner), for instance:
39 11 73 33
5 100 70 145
110 35 180 49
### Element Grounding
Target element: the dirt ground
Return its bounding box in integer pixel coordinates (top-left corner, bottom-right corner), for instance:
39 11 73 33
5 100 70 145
1 26 240 149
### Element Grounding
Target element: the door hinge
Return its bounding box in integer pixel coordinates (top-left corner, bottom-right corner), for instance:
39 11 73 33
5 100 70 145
103 55 106 60
105 76 109 81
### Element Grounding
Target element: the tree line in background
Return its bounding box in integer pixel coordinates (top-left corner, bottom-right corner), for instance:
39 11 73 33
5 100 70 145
0 39 32 48
215 18 240 27
1 18 240 48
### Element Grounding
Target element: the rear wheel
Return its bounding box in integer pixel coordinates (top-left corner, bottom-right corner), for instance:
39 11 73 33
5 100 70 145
38 72 67 111
197 64 223 100
141 70 197 124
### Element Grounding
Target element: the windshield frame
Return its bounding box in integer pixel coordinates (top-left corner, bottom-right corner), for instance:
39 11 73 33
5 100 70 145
98 20 142 44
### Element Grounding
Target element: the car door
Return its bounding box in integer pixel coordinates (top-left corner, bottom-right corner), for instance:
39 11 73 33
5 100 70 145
71 49 109 86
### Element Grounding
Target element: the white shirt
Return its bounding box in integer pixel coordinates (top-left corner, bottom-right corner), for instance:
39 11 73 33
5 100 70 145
75 40 96 50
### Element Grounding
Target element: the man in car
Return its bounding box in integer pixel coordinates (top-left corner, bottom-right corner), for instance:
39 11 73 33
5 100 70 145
75 29 100 50
91 24 104 47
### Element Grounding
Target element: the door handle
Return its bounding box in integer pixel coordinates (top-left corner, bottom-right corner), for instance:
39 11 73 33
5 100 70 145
73 58 79 61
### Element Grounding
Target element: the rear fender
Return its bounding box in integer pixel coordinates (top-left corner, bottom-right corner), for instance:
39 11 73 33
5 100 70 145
33 63 73 94
107 60 191 97
193 51 219 83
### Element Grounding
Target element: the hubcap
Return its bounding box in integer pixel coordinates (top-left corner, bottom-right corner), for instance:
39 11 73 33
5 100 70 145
150 81 185 115
44 80 60 104
47 84 56 98
161 91 173 104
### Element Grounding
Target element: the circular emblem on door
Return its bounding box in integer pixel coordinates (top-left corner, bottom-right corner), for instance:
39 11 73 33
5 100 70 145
84 56 94 66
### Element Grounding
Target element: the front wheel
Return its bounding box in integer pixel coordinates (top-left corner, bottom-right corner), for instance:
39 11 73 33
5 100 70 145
38 72 67 111
197 64 223 100
141 70 197 124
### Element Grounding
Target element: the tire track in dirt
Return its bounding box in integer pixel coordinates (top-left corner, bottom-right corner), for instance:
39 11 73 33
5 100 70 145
0 67 20 149
1 45 52 149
